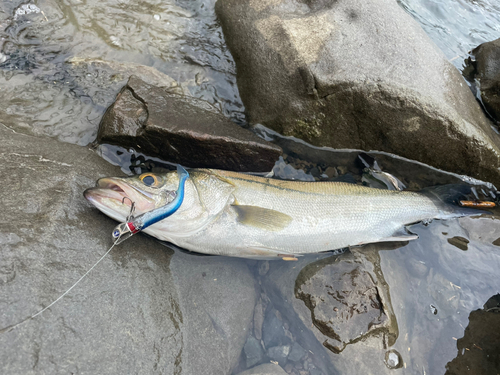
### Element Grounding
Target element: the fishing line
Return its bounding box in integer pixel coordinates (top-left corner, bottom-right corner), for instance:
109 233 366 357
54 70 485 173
0 239 119 334
1 165 189 335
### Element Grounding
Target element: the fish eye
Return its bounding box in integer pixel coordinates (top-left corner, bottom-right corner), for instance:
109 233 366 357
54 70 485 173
139 173 160 188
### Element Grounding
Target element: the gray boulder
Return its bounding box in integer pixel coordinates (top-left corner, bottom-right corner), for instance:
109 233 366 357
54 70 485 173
215 0 500 185
97 76 282 172
464 38 500 123
0 127 256 374
260 248 400 375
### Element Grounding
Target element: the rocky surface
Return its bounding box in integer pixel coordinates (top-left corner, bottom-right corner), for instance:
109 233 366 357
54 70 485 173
215 0 500 185
295 255 392 354
464 38 500 124
0 126 256 374
235 363 288 375
97 76 282 172
444 294 500 374
259 248 401 375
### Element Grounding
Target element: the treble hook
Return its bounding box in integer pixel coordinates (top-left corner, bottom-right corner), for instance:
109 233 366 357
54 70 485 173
121 196 136 222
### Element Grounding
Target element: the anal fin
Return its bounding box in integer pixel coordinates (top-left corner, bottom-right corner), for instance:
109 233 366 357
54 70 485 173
379 227 419 242
355 227 418 246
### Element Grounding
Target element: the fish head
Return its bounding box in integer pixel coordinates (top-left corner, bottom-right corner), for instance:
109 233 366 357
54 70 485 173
84 169 236 241
84 171 181 223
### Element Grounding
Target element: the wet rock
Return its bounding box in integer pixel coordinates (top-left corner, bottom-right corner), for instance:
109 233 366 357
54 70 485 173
262 309 292 349
97 76 282 172
169 253 257 375
464 38 500 123
384 350 403 370
458 216 500 246
447 236 469 251
323 167 338 179
288 342 307 362
0 126 256 374
216 0 500 185
267 345 290 367
244 336 266 368
261 247 401 374
235 362 288 375
295 255 389 354
445 294 500 375
254 298 265 340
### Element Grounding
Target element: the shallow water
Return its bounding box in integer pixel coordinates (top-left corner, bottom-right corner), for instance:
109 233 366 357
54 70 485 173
0 0 243 144
398 0 500 69
1 0 500 374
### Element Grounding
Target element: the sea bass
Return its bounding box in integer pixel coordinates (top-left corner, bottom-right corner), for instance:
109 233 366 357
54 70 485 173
84 168 481 259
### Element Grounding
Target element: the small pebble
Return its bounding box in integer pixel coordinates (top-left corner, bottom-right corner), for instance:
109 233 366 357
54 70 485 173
324 166 338 178
384 349 403 369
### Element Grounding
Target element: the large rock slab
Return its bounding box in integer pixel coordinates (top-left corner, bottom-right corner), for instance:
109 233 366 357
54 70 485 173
464 38 500 124
97 76 282 172
0 127 256 374
215 0 500 185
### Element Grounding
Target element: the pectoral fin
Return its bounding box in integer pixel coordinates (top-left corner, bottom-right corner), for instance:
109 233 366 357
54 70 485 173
231 205 292 231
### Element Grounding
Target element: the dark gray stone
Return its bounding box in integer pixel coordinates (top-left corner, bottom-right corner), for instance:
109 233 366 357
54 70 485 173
0 126 257 375
215 0 500 185
235 363 288 375
464 38 500 123
262 309 291 349
266 345 290 367
260 248 400 375
244 335 266 368
288 342 307 362
97 76 282 172
253 298 265 340
295 254 390 354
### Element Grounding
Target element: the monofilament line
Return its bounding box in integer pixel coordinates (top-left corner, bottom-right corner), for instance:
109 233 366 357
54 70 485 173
0 240 118 334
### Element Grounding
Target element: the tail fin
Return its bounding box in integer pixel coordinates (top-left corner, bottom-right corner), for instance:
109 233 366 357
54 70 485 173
421 184 490 217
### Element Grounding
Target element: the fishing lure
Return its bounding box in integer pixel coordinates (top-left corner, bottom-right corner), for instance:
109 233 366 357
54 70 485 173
112 165 189 244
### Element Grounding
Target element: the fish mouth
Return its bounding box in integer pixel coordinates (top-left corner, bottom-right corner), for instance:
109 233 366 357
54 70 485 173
84 178 156 220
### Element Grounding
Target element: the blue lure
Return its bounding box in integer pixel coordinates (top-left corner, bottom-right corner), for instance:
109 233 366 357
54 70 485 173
112 165 189 244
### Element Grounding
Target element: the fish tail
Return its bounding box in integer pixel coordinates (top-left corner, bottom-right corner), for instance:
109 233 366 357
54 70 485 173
421 184 489 217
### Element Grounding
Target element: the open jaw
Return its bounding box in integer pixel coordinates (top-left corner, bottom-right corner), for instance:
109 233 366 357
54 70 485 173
84 178 156 221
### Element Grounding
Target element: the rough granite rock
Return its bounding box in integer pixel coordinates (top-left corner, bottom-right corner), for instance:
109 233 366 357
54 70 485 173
464 38 500 123
260 248 400 375
0 126 256 375
97 76 282 172
215 0 500 185
235 363 288 375
295 255 392 354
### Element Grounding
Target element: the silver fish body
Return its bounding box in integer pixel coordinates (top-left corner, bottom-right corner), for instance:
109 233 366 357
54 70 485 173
84 169 478 258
